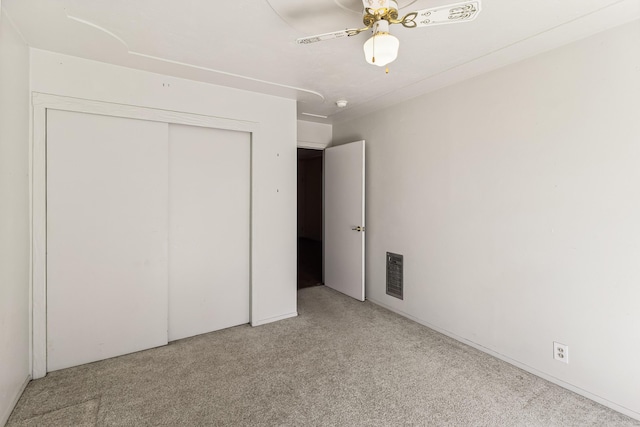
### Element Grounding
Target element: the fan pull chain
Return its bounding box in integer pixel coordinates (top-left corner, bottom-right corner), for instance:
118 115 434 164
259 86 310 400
371 22 378 64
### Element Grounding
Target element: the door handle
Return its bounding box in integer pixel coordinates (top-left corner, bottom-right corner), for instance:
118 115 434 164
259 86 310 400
352 226 365 232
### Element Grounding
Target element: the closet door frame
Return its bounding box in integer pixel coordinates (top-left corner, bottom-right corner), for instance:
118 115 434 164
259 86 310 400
31 92 258 379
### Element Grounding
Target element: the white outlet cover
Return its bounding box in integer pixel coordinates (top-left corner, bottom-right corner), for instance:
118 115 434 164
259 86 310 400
553 342 569 363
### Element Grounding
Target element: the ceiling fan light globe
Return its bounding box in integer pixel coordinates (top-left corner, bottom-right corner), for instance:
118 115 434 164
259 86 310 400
363 33 399 67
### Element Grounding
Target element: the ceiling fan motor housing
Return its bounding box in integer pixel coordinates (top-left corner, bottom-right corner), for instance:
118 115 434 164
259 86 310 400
363 0 400 27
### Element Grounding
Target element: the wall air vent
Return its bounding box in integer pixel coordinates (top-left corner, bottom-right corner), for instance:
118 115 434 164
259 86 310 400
386 252 403 300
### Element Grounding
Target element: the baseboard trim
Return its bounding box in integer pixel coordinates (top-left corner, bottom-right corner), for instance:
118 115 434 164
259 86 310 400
366 297 640 422
0 375 30 427
251 311 298 327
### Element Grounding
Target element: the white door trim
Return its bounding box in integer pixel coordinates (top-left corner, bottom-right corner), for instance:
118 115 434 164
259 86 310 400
31 92 259 379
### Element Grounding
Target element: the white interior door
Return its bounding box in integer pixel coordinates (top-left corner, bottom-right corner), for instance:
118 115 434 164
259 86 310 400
168 124 250 341
324 140 365 301
47 110 169 371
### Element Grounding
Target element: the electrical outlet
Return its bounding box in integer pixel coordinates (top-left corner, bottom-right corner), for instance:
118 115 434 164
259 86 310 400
553 342 569 363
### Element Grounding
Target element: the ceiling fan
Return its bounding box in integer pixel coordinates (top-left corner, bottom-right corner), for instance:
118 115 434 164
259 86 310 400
296 0 481 68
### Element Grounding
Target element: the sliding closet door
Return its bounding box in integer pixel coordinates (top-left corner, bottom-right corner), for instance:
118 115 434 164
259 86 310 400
168 124 250 341
47 110 169 371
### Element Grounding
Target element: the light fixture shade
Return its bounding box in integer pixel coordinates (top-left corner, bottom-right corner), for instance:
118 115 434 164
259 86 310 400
363 30 399 67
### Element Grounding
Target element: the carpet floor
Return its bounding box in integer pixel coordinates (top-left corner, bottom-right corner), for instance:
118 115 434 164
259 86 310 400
8 286 639 426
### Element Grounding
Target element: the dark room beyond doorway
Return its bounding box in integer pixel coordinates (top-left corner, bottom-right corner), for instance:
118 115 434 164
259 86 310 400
297 148 323 289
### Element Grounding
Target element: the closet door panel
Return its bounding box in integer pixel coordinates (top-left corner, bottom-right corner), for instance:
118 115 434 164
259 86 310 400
168 124 250 341
47 110 169 371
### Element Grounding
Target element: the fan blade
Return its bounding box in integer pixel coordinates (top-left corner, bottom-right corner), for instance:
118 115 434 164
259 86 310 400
403 1 480 28
296 28 362 45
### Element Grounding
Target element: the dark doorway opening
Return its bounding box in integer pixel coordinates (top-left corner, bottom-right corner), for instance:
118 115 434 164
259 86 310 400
297 148 323 289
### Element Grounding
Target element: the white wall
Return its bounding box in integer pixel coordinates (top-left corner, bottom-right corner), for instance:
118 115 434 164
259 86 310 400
30 49 298 327
0 8 31 427
297 120 332 149
333 20 640 420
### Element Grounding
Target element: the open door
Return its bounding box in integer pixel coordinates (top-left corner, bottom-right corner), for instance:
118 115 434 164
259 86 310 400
324 140 365 301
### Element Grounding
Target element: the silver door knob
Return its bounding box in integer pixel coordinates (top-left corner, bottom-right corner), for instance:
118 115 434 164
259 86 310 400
352 226 365 232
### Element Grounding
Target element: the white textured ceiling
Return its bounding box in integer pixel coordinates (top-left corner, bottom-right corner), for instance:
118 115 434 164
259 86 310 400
3 0 639 124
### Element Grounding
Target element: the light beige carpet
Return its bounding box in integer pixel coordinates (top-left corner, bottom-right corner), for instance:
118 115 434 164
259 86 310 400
8 286 639 426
